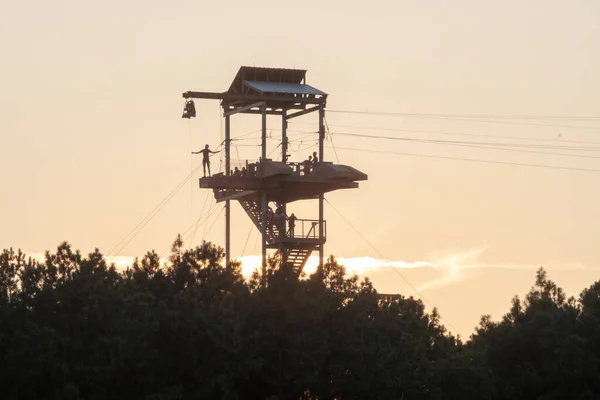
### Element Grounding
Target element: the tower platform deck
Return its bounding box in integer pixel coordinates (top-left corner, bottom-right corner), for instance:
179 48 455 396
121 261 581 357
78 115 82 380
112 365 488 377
200 159 367 203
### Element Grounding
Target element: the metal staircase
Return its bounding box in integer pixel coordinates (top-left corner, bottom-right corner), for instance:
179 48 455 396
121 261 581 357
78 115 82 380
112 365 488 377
283 248 313 271
238 200 281 242
238 199 316 272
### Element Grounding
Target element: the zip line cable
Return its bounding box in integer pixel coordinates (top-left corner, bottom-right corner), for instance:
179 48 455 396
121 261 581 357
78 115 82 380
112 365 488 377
324 198 462 337
202 205 225 241
310 129 600 159
252 228 260 255
159 203 221 258
329 146 600 173
189 189 211 248
327 110 600 130
324 115 341 163
241 222 254 256
202 197 216 239
429 142 600 160
291 129 600 152
328 110 600 120
289 122 600 146
108 139 225 260
234 144 242 166
107 163 204 260
231 129 262 141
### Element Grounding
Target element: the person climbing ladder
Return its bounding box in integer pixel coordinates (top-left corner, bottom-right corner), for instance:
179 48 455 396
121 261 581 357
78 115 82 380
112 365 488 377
192 144 220 177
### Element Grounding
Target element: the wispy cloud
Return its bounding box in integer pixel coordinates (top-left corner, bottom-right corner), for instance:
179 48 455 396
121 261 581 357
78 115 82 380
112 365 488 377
235 255 434 277
20 247 589 292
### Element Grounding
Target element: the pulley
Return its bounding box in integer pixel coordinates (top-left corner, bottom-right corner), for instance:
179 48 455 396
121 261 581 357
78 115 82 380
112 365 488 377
182 99 196 119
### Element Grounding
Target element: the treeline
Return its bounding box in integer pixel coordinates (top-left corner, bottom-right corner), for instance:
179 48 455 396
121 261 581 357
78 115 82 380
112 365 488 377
0 238 599 399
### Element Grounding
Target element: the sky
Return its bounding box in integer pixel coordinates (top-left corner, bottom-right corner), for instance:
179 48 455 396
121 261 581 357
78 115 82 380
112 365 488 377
2 0 600 337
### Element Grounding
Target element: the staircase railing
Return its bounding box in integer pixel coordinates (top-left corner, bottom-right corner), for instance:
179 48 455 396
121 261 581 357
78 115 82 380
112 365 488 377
239 201 326 242
288 219 326 240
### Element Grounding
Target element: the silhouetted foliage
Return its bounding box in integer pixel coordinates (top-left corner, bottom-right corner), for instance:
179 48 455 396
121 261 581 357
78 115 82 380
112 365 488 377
0 242 597 399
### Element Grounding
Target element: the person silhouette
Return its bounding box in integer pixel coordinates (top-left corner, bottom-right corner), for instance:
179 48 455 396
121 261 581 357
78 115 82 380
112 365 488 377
303 156 312 175
192 144 220 177
288 213 297 236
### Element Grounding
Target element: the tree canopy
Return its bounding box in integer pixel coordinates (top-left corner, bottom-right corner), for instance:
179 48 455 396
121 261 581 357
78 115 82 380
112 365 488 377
0 238 598 399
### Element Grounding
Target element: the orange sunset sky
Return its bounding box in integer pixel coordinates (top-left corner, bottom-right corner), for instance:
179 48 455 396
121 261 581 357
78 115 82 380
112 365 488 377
2 0 600 336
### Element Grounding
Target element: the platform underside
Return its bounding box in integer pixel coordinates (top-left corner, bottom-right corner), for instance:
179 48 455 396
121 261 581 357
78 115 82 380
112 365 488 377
199 160 367 203
205 179 357 203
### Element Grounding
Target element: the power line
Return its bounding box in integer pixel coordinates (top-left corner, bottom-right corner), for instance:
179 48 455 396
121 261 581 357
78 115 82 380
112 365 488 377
330 146 600 173
324 198 463 337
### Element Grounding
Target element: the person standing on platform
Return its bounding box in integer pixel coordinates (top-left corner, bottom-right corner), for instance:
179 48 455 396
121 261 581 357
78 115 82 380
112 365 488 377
312 151 319 169
288 213 297 237
192 144 220 177
279 212 287 237
303 156 312 175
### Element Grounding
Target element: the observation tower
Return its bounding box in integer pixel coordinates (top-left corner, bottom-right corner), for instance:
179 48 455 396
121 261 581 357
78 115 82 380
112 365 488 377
182 66 367 278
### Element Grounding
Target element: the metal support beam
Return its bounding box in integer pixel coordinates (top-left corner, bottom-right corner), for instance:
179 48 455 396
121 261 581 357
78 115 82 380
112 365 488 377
183 91 326 105
286 105 320 120
261 104 267 285
282 109 288 164
318 104 325 267
223 108 284 116
223 102 265 117
225 115 231 268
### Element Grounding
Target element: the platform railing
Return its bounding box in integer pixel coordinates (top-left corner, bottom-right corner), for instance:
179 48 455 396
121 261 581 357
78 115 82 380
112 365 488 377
284 218 326 240
203 159 320 178
287 161 319 176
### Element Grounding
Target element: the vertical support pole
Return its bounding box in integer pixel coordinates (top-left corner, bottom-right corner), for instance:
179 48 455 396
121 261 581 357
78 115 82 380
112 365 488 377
281 109 287 216
318 104 325 267
281 109 288 266
282 109 288 164
224 114 231 268
261 104 268 285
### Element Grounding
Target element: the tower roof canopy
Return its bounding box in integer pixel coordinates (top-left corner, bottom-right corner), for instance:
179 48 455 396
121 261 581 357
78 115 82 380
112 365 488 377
228 66 307 92
183 66 327 114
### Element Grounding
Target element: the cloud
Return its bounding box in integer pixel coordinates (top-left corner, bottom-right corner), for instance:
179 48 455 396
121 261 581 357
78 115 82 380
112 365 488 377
235 255 434 277
416 246 487 291
21 247 590 293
